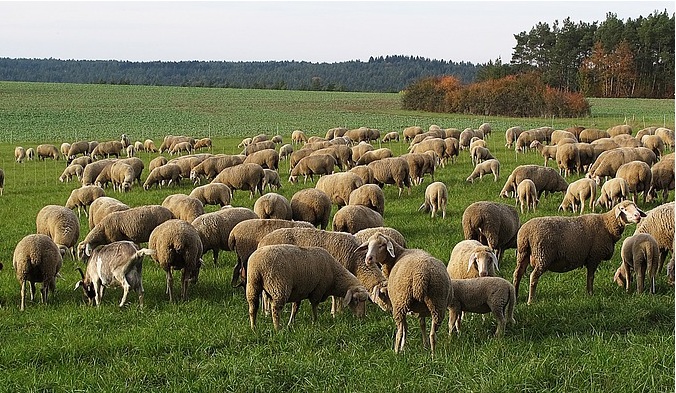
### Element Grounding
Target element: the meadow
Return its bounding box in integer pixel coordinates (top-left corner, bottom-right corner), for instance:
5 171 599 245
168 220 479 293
0 81 673 392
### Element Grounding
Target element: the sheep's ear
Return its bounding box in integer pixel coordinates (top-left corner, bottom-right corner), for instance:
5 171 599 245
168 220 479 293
637 207 647 217
386 240 395 258
491 253 499 272
74 281 82 290
467 255 476 273
354 241 369 253
85 243 93 257
614 205 624 218
343 289 353 307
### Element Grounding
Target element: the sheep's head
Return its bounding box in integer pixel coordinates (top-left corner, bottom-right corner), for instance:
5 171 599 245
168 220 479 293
357 233 396 268
343 286 370 318
370 282 391 313
614 200 646 224
288 175 298 184
469 248 498 277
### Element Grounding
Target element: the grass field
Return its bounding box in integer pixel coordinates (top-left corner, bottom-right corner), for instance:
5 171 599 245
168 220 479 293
0 82 673 392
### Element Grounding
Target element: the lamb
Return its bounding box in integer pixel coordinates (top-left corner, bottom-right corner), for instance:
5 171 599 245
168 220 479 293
466 159 500 183
15 146 26 163
26 147 35 161
613 233 660 294
634 202 674 272
279 144 294 161
87 196 129 230
191 207 257 266
332 205 384 234
120 134 131 148
513 200 646 304
288 154 336 184
447 239 498 279
238 137 253 148
59 164 84 183
36 205 80 259
78 205 174 254
354 227 407 249
126 144 137 158
246 245 371 330
162 194 204 222
143 139 158 153
148 156 167 173
500 165 568 199
462 201 520 263
253 192 293 220
211 162 264 199
417 181 447 219
447 277 516 338
65 185 105 217
382 131 400 142
189 183 232 207
615 160 652 204
243 148 279 170
143 163 183 190
190 155 245 184
316 172 363 207
596 178 630 209
368 157 411 197
133 141 144 153
290 188 332 230
261 168 281 191
515 179 538 214
75 241 155 307
360 233 451 355
228 219 314 287
193 137 212 151
148 219 203 302
348 184 385 217
646 155 675 202
356 148 393 166
169 141 193 156
558 178 598 214
13 234 64 311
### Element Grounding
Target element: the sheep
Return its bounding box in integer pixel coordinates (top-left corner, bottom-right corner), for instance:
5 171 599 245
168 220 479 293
667 257 675 286
500 165 568 199
349 165 376 185
615 160 652 204
634 202 674 272
382 131 400 142
246 245 371 330
15 146 26 163
243 140 276 155
613 233 660 294
529 140 557 167
288 149 313 172
288 154 336 184
279 144 294 161
550 130 577 145
447 239 498 279
65 185 105 217
81 159 115 186
348 184 385 217
189 183 232 207
91 140 123 159
238 137 253 148
555 143 581 177
447 277 516 338
108 161 135 192
607 124 633 137
75 241 155 307
579 128 610 143
514 129 547 152
164 136 195 153
59 164 84 183
410 138 447 166
211 162 264 199
190 155 245 184
168 155 205 179
143 163 183 190
251 134 269 144
596 178 630 210
290 188 332 230
143 139 158 153
253 192 293 220
36 205 80 259
641 134 665 158
118 157 144 185
513 200 646 304
417 181 447 219
368 157 411 197
504 126 523 149
59 143 70 155
36 144 60 160
78 205 174 254
191 207 257 266
162 194 204 222
515 179 538 214
462 201 520 263
558 178 598 215
360 233 451 355
351 142 374 164
169 141 193 156
459 128 477 150
354 227 407 249
120 133 131 148
356 148 393 166
586 147 657 184
403 126 424 142
134 141 144 153
243 148 279 170
87 196 129 230
125 144 135 157
332 205 384 234
316 172 363 207
148 219 203 302
444 137 460 164
26 147 35 161
261 168 281 192
148 156 167 174
401 152 436 186
228 219 314 287
326 127 348 139
655 127 674 150
646 155 675 203
193 137 212 151
468 145 494 166
311 145 354 170
13 234 64 311
466 159 500 183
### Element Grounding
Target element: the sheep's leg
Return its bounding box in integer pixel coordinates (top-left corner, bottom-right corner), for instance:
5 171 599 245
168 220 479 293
493 309 507 338
394 314 407 354
20 281 26 311
288 301 301 326
119 280 131 307
419 316 429 348
429 312 441 356
29 282 36 301
94 281 103 306
165 270 174 302
448 308 459 336
271 302 284 331
527 266 545 305
513 253 529 297
636 264 645 294
40 283 48 304
181 270 190 301
247 291 260 330
138 282 144 308
585 264 598 295
212 249 219 267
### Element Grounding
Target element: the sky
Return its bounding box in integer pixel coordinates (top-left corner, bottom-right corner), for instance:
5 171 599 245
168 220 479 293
0 1 673 64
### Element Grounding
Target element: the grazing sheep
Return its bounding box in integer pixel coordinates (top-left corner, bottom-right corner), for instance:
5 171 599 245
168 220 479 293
615 160 652 204
15 146 26 163
290 188 332 230
87 196 129 230
587 147 657 184
143 139 158 153
403 126 424 142
646 155 675 203
117 157 144 185
515 179 538 214
26 147 35 161
125 144 135 157
447 277 516 338
504 126 523 149
243 140 276 156
246 245 370 330
36 205 80 259
69 155 92 169
607 124 633 137
162 194 204 222
356 148 393 166
558 178 597 214
513 200 646 304
91 140 123 159
382 131 400 142
641 134 665 158
368 157 411 197
462 201 520 263
75 241 154 307
550 130 577 145
351 142 374 164
444 137 460 164
288 154 336 184
65 185 105 217
447 239 498 279
120 134 131 148
108 161 135 192
148 219 203 302
311 145 354 170
13 234 64 311
191 207 257 266
401 152 436 186
251 134 269 144
361 233 451 355
238 137 253 148
261 168 281 191
500 165 568 199
579 128 610 143
316 172 363 207
514 129 547 152
555 143 581 177
655 127 674 150
332 205 384 234
148 156 167 173
613 233 660 294
254 192 293 220
81 159 115 186
354 227 407 250
59 164 84 183
190 155 245 184
418 181 447 219
134 141 144 153
529 141 557 167
470 145 495 166
348 184 385 217
193 137 212 151
466 159 500 183
326 127 348 139
167 155 205 179
634 202 674 272
189 183 232 207
410 138 447 166
169 141 193 156
596 178 630 210
143 163 183 190
279 144 294 161
243 148 279 170
211 163 264 199
36 144 60 160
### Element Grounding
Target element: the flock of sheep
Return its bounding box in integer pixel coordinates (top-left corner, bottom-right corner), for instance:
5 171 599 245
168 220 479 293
4 123 675 354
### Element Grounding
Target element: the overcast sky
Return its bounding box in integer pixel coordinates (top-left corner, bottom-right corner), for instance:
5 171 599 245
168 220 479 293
1 1 672 64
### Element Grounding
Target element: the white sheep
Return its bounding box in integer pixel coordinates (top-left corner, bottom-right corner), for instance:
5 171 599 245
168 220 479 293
289 188 332 230
515 179 538 214
558 178 597 214
191 207 258 266
262 168 282 191
462 201 520 263
13 234 64 311
189 183 232 208
646 154 675 203
514 200 646 304
466 159 500 183
211 163 264 199
36 205 80 259
348 183 385 217
615 160 652 204
448 277 516 337
65 185 105 217
316 172 363 207
332 205 384 234
367 157 411 197
613 233 660 294
634 202 674 272
418 181 447 219
162 194 204 222
253 192 293 220
87 196 129 230
447 239 498 279
15 146 26 163
289 154 336 184
596 178 629 210
59 164 84 183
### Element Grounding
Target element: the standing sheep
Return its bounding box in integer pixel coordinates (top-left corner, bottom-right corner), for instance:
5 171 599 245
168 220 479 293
211 163 264 199
466 159 500 183
558 178 598 214
144 139 158 153
513 200 646 304
262 168 282 191
500 165 568 199
615 160 652 204
316 172 363 207
368 157 412 197
59 164 85 183
332 205 384 234
15 146 26 163
462 201 520 263
447 240 498 279
191 207 258 266
87 196 129 230
646 155 675 203
382 131 400 142
243 148 279 170
447 277 516 338
162 194 204 222
13 234 64 311
65 185 105 217
36 205 80 259
291 130 308 144
515 179 538 214
596 178 630 210
148 156 168 174
288 155 336 184
418 181 447 219
555 143 581 177
189 183 232 207
143 163 183 190
279 144 294 161
290 188 332 230
253 192 293 220
614 233 660 294
36 144 60 160
348 184 385 217
634 202 674 272
26 147 35 161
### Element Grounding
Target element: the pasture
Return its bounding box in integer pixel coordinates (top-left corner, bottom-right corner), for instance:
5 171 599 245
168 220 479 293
0 82 673 392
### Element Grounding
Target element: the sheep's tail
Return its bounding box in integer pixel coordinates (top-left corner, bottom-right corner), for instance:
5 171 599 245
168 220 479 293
137 248 156 258
507 284 517 325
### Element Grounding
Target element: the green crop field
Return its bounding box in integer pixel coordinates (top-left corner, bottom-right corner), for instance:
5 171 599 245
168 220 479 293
0 81 673 392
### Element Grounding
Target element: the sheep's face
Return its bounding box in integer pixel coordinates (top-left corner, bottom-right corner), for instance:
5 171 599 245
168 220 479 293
614 201 646 224
470 249 498 277
370 283 391 313
343 286 370 318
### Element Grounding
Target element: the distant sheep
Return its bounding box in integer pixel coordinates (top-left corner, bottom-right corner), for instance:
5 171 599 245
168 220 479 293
15 146 26 163
36 144 60 160
515 179 538 214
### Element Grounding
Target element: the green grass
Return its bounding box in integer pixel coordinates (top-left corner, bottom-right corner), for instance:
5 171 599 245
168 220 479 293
0 82 673 392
